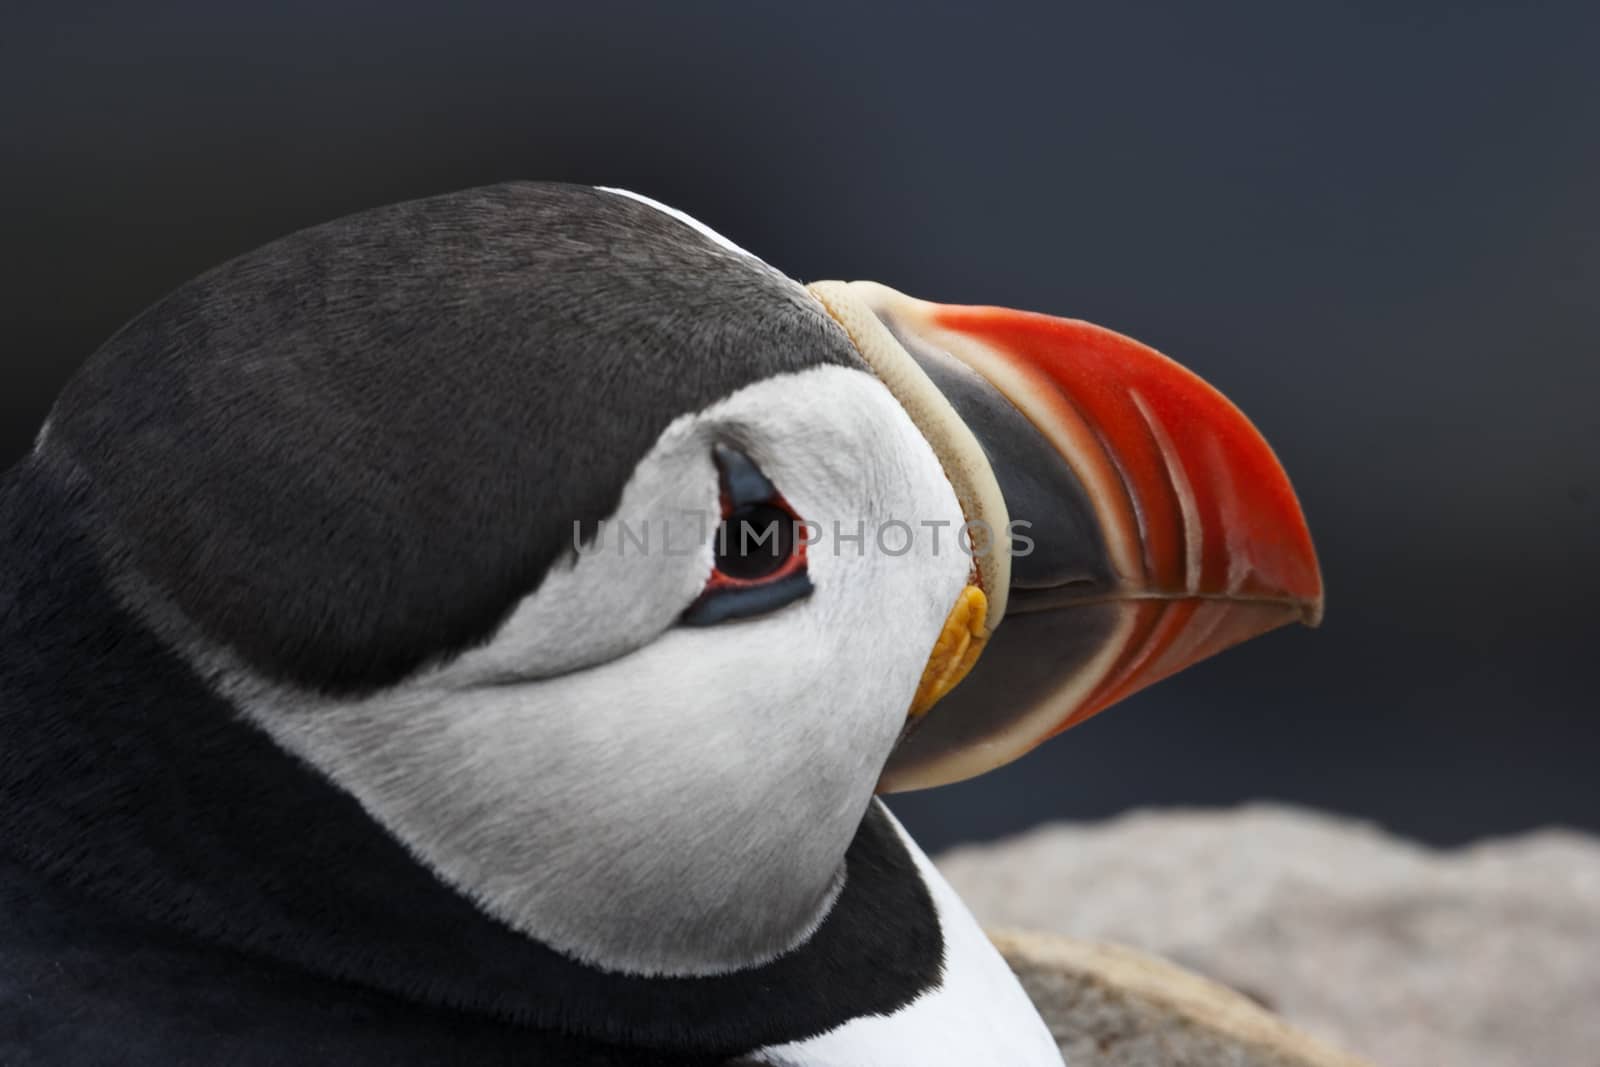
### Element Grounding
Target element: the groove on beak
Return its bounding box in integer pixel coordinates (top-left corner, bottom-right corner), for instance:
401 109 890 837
811 281 1323 792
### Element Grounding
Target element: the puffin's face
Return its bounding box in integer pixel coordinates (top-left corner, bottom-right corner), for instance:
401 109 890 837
231 357 975 977
45 183 1320 983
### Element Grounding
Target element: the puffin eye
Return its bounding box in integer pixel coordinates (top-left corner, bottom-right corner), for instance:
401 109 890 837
681 446 813 626
715 502 798 581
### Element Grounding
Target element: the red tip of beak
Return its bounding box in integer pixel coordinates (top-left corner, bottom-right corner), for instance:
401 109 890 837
934 304 1322 615
927 304 1324 737
816 280 1325 790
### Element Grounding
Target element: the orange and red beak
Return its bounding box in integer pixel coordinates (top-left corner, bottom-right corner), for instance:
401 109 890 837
810 281 1324 792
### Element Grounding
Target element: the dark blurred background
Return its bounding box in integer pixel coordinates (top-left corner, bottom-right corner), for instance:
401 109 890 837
3 2 1596 853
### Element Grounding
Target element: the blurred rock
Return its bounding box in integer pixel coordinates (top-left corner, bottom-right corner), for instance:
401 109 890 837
938 805 1600 1067
994 930 1373 1066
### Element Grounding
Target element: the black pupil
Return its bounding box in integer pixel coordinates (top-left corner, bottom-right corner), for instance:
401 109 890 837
716 503 795 580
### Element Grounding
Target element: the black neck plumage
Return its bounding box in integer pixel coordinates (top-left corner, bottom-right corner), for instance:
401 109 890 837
0 458 942 1059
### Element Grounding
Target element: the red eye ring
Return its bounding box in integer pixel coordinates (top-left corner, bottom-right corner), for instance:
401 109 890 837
681 445 815 627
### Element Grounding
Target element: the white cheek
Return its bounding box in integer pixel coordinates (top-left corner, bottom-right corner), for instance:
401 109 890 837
234 364 978 977
521 363 974 811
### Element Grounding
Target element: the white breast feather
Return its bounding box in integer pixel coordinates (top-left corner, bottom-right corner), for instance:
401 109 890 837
750 805 1064 1066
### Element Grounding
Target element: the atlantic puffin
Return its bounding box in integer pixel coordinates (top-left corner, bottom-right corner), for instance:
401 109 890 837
0 182 1322 1065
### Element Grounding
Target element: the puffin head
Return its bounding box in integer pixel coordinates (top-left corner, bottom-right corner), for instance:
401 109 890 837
30 182 1320 994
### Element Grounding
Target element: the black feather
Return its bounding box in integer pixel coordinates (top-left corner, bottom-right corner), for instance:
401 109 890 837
45 182 862 695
